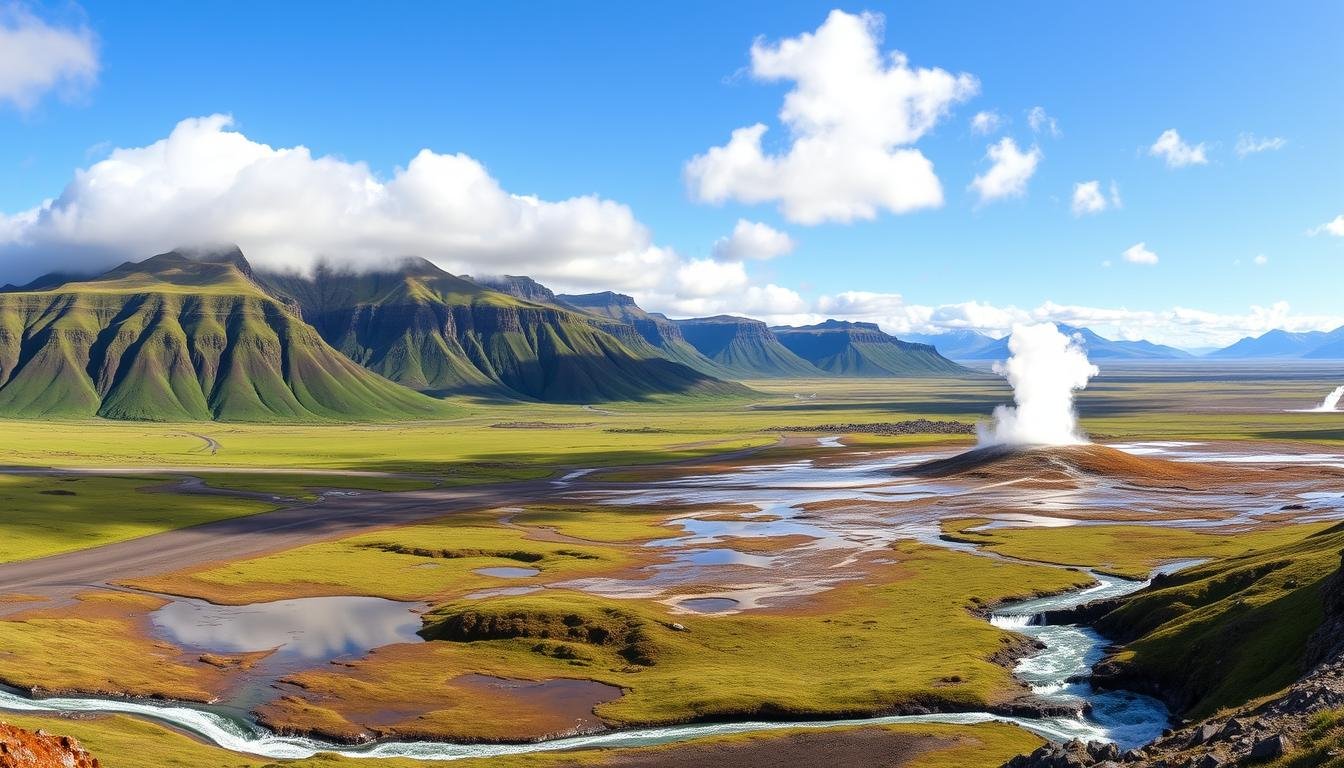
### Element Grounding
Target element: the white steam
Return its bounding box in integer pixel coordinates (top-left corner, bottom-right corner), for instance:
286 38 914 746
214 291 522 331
1310 386 1344 413
977 322 1099 447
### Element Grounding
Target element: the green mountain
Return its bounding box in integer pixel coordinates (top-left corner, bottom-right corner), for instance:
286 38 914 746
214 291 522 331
674 315 824 378
259 260 745 402
771 320 967 376
556 292 735 379
465 274 558 305
0 249 450 421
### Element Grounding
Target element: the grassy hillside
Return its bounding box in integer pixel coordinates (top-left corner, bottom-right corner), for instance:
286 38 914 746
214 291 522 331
260 260 747 403
558 291 737 379
1091 522 1344 718
772 320 967 377
0 250 449 422
676 315 825 378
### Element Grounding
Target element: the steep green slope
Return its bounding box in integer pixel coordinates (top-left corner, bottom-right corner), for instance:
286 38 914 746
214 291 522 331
674 315 825 378
260 261 746 403
557 292 736 379
771 320 967 377
1090 523 1344 718
0 250 451 422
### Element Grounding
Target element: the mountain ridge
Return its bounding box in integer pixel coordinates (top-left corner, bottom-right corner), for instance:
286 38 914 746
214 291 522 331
0 249 452 421
259 260 747 403
771 320 967 376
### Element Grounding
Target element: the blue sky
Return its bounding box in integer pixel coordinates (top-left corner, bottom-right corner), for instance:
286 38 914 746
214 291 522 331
1 1 1341 347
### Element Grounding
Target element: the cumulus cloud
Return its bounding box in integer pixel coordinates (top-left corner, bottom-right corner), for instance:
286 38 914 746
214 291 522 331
0 5 98 110
674 258 749 297
711 219 795 261
0 114 698 292
1310 214 1344 237
1148 129 1208 167
970 110 1002 135
1235 133 1286 157
1026 106 1060 137
684 9 978 224
1254 254 1268 266
970 138 1041 204
653 282 810 319
1122 242 1159 265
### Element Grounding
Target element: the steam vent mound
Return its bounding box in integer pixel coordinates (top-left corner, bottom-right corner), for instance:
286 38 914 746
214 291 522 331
902 444 1256 488
0 723 100 767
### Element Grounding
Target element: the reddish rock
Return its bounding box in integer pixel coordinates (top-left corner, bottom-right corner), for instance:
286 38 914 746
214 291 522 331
0 723 100 768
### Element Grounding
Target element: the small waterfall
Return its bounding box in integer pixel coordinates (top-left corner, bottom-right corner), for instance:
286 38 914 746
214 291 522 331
989 613 1038 629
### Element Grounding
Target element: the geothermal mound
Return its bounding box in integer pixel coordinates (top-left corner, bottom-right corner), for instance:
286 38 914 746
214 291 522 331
0 723 100 768
902 444 1249 488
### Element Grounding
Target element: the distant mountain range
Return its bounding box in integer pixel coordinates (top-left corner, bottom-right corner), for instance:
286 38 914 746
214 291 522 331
1206 327 1344 359
9 247 1331 423
0 249 971 421
906 325 1193 361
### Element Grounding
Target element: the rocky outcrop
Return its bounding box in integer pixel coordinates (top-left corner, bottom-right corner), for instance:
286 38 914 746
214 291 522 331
0 723 100 767
1305 550 1344 666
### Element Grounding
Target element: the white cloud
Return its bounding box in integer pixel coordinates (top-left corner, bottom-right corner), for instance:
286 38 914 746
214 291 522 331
1309 214 1344 237
674 258 748 297
1122 242 1159 265
652 283 809 319
970 138 1041 204
1253 254 1268 266
684 9 978 224
1070 180 1123 217
1027 106 1060 137
1071 181 1106 216
1148 129 1208 168
711 219 795 261
0 114 703 292
970 110 1002 135
748 292 1344 350
0 6 98 110
1235 133 1286 157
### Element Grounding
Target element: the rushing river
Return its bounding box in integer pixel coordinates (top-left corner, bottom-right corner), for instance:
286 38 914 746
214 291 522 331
0 565 1171 760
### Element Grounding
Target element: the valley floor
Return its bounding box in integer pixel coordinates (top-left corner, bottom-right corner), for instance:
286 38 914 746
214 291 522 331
2 371 1344 767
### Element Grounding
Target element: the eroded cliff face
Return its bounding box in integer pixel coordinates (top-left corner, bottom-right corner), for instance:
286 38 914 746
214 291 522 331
0 723 100 768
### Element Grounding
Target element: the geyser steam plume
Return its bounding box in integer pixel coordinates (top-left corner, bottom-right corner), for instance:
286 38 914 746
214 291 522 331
977 323 1100 447
1311 386 1344 413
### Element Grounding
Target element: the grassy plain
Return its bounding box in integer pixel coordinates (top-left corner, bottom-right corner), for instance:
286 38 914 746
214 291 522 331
0 474 274 564
942 519 1336 580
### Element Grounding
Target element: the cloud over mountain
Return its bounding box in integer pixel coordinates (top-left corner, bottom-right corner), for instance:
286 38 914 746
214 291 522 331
0 114 694 295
